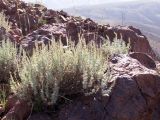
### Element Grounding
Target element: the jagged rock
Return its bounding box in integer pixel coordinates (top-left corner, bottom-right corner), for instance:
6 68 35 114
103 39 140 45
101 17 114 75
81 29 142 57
116 26 156 58
0 0 157 60
0 0 46 35
128 26 142 35
0 1 160 120
66 21 79 43
100 26 157 60
2 95 32 120
21 23 66 46
8 23 23 43
20 22 104 52
83 18 98 32
129 52 156 69
57 54 160 120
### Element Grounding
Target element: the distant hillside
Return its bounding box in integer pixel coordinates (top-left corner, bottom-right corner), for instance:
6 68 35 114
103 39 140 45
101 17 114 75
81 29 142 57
65 1 160 57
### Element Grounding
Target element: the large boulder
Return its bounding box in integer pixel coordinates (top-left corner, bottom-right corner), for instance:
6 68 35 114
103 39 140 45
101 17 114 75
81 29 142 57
57 54 160 120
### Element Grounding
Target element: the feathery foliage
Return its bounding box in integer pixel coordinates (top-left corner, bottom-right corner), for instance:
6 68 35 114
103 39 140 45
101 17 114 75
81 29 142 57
0 86 7 109
11 36 129 108
0 11 10 32
11 38 106 104
0 40 17 84
102 36 130 56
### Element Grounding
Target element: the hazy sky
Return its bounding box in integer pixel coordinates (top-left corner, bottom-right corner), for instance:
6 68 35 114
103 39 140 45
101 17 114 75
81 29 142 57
24 0 137 9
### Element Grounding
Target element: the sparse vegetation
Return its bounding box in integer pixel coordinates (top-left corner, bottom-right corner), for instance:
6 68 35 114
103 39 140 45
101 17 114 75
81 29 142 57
0 9 129 113
0 40 17 84
102 36 130 56
0 86 7 109
0 11 10 32
11 38 106 105
1 1 160 120
10 36 129 111
38 17 47 26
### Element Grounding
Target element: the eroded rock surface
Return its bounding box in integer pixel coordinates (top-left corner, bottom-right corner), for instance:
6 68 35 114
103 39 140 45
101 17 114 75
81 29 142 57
0 1 160 120
1 95 32 120
129 52 156 69
0 0 157 60
57 54 160 120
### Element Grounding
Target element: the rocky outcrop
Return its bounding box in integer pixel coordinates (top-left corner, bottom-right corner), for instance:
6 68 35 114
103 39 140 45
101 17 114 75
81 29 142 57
1 95 32 120
1 53 160 120
129 52 156 69
20 22 157 61
100 25 157 59
0 0 157 60
0 0 45 35
0 0 71 35
57 54 160 120
0 1 160 120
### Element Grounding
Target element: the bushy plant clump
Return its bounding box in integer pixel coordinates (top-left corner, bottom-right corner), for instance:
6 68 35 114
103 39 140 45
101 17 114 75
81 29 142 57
11 38 106 104
0 12 10 32
102 36 130 56
0 40 17 84
0 7 130 113
0 85 7 109
0 11 130 109
11 36 129 108
0 11 18 84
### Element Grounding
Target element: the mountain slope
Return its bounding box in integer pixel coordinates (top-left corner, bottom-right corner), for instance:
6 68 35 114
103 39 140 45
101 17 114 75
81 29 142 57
65 1 160 57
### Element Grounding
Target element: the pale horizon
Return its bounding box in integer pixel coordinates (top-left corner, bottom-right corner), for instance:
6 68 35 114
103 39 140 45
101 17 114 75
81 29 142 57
24 0 141 9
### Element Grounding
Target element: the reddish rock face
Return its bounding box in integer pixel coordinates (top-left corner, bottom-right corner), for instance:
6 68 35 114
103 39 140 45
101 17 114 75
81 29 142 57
8 23 23 43
21 21 158 60
101 26 157 60
0 0 157 60
2 95 32 120
1 1 160 120
19 21 157 60
129 52 156 69
57 54 160 120
1 54 159 120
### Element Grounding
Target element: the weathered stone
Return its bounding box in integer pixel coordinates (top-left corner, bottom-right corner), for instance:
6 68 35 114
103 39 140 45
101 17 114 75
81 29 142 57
0 1 160 120
0 0 157 60
57 54 160 120
2 95 32 120
129 52 156 69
